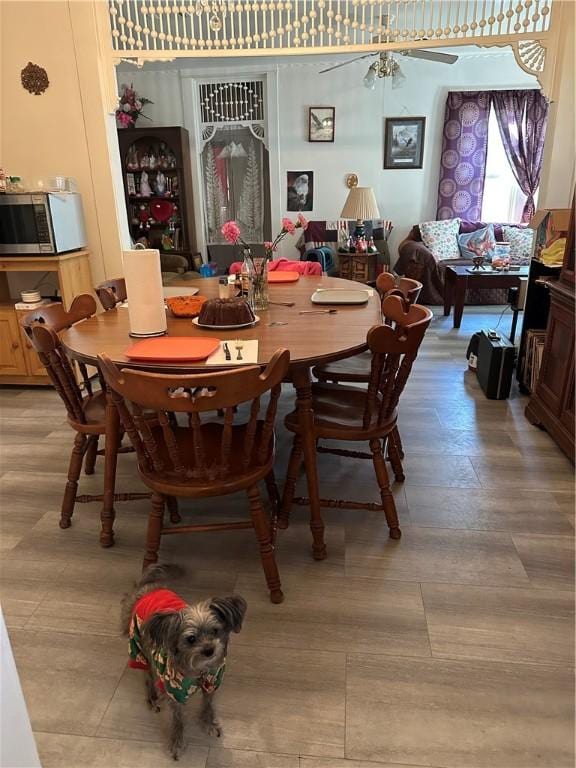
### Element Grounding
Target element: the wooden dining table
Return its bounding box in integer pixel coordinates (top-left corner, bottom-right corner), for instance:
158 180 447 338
60 275 381 559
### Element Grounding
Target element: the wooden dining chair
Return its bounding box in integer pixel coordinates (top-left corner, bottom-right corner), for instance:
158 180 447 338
95 278 127 311
314 274 424 385
312 275 423 478
98 349 291 603
22 295 148 544
281 295 432 541
375 273 422 304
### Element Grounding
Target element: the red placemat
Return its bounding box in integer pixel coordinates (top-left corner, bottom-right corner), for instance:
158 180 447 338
125 337 220 362
268 271 300 283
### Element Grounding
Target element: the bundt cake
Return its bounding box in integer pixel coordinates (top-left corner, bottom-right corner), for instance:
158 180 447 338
198 297 255 326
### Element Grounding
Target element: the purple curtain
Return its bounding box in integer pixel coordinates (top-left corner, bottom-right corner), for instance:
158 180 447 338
491 89 549 222
436 91 491 221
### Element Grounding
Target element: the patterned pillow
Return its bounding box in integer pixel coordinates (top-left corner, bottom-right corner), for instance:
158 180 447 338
458 224 496 262
420 218 461 261
502 226 534 264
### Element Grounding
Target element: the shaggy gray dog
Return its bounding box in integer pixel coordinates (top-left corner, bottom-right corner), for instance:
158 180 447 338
121 564 246 760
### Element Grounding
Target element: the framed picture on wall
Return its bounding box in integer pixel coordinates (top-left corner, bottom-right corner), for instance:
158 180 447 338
287 171 314 211
384 117 426 169
308 107 335 142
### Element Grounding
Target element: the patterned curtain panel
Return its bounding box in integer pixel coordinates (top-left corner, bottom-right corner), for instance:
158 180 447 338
436 92 491 220
491 90 549 223
202 126 264 244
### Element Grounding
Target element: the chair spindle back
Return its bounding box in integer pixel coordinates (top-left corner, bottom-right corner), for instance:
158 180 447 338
95 278 127 311
364 295 432 430
376 273 422 305
22 294 98 423
98 350 290 483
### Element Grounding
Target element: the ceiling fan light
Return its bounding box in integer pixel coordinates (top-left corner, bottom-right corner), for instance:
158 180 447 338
363 63 377 89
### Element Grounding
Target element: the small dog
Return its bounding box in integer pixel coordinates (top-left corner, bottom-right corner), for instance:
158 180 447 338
121 564 247 760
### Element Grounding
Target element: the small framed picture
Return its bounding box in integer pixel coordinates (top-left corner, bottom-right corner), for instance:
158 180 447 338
287 171 314 211
308 107 335 143
126 173 136 196
384 117 426 169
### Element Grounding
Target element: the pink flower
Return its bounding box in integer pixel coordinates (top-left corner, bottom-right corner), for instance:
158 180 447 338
117 111 133 127
221 220 241 244
281 218 296 235
297 213 308 230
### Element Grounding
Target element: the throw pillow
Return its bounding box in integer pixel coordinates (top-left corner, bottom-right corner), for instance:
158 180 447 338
420 218 461 261
458 224 497 262
502 225 534 264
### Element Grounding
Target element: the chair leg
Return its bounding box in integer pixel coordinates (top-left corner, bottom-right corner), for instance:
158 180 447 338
60 433 87 530
264 470 281 546
370 438 401 540
143 492 165 571
84 435 99 475
247 484 283 604
279 435 303 530
387 431 405 483
392 426 405 459
166 496 182 524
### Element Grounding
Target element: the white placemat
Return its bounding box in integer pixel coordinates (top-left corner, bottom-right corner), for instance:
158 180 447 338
206 340 259 365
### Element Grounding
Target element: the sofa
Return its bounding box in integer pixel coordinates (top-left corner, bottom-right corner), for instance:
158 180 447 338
395 220 530 305
160 252 201 283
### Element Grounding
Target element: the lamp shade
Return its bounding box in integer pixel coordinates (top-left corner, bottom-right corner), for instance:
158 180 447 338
340 187 381 221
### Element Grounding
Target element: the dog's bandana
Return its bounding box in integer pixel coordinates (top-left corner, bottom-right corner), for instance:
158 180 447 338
128 588 225 705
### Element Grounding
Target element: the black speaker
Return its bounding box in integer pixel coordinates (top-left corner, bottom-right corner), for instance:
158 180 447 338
476 330 516 400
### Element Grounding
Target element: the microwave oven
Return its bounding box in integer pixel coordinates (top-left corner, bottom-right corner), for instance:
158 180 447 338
0 192 87 255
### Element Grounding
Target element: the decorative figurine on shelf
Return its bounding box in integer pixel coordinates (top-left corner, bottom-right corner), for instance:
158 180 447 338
367 236 377 253
155 171 166 196
159 143 169 169
355 236 367 253
167 149 177 169
126 145 139 171
149 148 158 170
140 171 152 198
161 231 175 251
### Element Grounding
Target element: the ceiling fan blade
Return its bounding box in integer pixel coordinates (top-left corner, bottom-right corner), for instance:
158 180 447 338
401 49 458 64
319 53 377 74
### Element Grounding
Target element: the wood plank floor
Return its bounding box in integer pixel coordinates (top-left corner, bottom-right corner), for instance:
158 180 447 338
1 307 574 768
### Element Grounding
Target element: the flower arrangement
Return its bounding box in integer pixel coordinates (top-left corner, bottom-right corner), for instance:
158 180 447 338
220 215 308 258
221 216 308 311
116 83 153 128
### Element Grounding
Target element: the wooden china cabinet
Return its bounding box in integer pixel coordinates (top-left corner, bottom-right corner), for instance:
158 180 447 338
525 199 575 462
117 126 197 269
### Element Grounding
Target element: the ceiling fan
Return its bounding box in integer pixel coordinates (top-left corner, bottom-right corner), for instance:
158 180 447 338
319 48 458 89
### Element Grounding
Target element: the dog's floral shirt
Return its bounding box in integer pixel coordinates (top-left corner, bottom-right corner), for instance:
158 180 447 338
128 588 225 705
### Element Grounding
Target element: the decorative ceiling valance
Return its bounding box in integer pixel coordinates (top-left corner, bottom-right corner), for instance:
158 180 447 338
108 0 553 56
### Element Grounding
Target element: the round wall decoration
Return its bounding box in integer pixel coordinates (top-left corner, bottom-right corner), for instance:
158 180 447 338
21 62 49 95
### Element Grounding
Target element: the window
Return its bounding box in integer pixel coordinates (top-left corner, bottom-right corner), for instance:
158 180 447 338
481 108 535 223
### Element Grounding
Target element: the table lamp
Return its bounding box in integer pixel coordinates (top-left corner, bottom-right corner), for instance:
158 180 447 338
340 186 380 238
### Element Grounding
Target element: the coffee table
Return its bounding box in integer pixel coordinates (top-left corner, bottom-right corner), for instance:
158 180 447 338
443 265 530 329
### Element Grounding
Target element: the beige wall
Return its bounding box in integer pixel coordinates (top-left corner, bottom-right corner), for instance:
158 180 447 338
0 0 125 286
539 0 576 209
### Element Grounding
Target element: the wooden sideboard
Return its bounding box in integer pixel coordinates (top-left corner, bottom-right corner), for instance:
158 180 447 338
525 202 575 462
0 251 94 385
